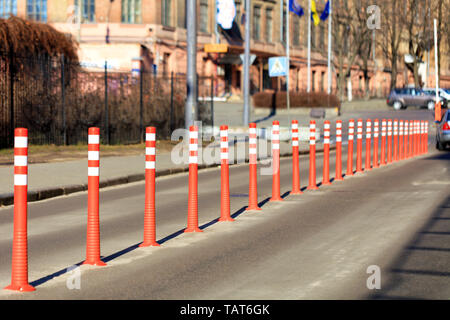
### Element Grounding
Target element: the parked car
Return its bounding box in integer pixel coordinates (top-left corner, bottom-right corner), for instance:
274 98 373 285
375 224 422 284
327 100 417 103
436 108 450 151
423 88 450 105
387 88 444 111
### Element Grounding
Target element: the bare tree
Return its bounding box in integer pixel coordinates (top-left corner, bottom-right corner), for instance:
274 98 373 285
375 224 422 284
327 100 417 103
377 0 403 91
332 0 370 101
402 0 434 88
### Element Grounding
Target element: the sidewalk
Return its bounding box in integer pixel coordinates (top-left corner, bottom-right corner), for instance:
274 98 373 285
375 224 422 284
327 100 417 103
0 138 328 206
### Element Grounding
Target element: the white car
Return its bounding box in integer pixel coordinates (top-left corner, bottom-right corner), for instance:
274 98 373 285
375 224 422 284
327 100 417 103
423 88 450 108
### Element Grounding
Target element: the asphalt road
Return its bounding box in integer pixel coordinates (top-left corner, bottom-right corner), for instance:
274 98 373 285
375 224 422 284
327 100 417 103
0 125 448 299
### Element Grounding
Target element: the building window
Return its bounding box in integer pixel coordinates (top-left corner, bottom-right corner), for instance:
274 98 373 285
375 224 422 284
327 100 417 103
234 0 241 24
312 70 316 92
74 0 95 23
122 0 141 23
253 6 261 40
292 13 299 46
311 24 316 49
319 23 325 50
199 0 208 33
0 0 17 18
265 8 272 43
162 0 172 26
27 0 47 22
320 71 325 92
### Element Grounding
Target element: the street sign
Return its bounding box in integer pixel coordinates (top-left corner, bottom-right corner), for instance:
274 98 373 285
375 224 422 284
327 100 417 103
268 57 288 77
240 54 256 65
204 43 228 53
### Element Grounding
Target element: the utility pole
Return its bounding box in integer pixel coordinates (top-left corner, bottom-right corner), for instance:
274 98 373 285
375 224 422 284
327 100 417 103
186 0 197 130
280 0 284 44
243 0 250 126
215 0 220 44
434 19 439 98
327 0 332 94
307 0 311 93
285 1 290 120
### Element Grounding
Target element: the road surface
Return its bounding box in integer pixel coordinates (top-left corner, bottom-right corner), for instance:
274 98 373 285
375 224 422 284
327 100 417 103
1 130 448 299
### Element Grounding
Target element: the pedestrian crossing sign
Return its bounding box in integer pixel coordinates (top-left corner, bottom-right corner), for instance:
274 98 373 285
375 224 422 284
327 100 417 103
269 57 288 77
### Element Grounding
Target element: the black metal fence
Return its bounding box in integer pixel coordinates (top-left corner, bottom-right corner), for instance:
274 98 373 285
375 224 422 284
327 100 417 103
0 52 214 148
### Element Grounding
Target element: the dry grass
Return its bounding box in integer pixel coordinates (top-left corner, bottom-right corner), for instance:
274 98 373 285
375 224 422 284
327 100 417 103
0 140 181 166
253 91 341 109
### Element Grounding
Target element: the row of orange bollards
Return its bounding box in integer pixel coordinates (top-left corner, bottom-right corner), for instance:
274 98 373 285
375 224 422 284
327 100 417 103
5 118 429 292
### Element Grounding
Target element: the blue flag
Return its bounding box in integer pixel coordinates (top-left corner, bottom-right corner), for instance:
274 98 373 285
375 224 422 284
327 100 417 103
320 0 330 21
289 0 305 17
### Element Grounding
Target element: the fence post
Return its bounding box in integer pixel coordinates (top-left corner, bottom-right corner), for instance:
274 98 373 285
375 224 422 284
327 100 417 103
61 54 67 146
210 76 214 130
170 71 174 136
140 62 144 143
9 51 14 148
104 61 109 145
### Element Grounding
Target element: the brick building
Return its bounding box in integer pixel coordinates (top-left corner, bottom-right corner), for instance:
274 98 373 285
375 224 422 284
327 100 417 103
1 0 449 99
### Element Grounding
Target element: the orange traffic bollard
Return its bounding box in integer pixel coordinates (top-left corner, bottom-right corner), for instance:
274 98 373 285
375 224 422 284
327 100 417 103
185 125 202 232
387 119 393 163
219 125 234 222
346 119 355 177
409 120 413 158
335 120 344 181
140 127 160 247
393 119 399 162
399 120 404 160
416 120 420 156
421 121 426 155
380 119 387 166
270 121 283 201
307 120 319 190
373 119 379 168
84 127 106 266
425 121 429 154
435 102 442 122
5 128 35 292
322 120 331 185
403 120 409 159
246 123 261 210
291 120 303 194
356 119 363 173
417 120 422 156
365 119 372 171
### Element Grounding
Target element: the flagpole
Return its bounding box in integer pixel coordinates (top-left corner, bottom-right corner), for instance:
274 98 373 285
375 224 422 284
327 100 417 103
307 0 311 93
286 0 290 121
434 18 439 101
281 0 284 43
327 0 332 95
243 0 250 126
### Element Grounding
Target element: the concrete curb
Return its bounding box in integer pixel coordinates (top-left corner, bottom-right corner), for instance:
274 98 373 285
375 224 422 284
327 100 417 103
0 145 333 207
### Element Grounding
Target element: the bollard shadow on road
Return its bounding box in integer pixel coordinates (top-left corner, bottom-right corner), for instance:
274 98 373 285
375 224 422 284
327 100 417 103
30 260 85 288
419 151 450 161
367 195 450 300
29 194 280 288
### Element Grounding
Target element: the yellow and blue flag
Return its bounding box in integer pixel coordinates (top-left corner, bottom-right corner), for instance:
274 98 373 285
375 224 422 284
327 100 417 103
311 0 320 26
320 1 330 21
289 0 305 17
